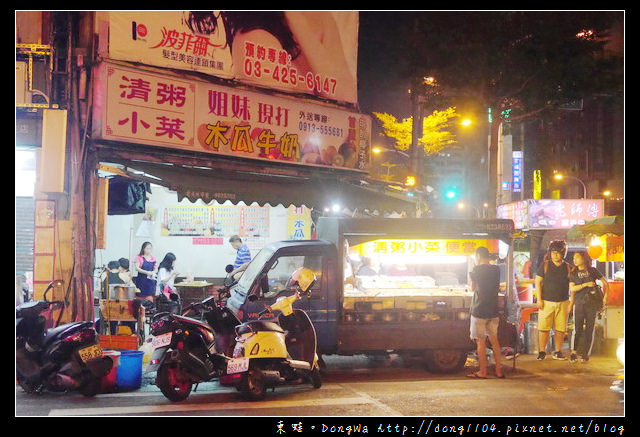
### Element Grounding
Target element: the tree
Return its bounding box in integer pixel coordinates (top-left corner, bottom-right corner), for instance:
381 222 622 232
373 107 459 155
361 11 623 211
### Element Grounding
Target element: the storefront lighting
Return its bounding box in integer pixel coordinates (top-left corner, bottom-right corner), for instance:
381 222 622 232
332 204 341 213
378 255 468 265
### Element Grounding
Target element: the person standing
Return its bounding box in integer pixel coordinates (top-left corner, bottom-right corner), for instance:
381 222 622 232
534 240 573 360
134 241 158 302
467 246 504 379
157 252 180 299
118 258 133 285
101 260 125 298
228 235 252 278
569 251 609 363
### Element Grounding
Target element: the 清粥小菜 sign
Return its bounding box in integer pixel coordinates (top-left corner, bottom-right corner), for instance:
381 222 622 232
92 63 371 171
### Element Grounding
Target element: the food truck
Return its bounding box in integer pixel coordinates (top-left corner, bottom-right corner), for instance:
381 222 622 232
226 217 518 373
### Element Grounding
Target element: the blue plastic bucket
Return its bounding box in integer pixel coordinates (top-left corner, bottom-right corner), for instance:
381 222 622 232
116 350 144 391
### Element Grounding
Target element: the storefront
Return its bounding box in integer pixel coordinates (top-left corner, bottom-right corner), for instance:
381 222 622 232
79 12 418 337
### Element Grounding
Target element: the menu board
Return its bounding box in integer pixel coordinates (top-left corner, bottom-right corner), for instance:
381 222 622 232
162 204 270 238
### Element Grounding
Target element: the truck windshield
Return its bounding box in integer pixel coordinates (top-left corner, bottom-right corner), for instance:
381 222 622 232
235 246 275 294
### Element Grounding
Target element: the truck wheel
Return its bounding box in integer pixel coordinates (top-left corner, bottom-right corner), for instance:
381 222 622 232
239 369 266 401
309 365 322 389
423 349 468 373
157 363 193 402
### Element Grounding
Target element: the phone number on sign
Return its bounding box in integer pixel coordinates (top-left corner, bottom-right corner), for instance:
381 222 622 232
299 122 344 137
244 60 338 96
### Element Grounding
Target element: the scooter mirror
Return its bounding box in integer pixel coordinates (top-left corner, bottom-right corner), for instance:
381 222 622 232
225 264 234 273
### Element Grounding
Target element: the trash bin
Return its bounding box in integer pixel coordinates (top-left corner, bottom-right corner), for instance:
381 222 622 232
525 321 538 354
101 350 121 393
116 350 144 391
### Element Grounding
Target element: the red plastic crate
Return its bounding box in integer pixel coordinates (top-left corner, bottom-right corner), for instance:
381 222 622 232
99 334 139 350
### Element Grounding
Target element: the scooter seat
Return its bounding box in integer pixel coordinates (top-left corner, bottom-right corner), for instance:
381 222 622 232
43 321 93 345
237 321 284 335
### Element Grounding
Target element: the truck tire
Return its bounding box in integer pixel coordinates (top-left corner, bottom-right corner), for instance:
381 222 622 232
423 349 468 373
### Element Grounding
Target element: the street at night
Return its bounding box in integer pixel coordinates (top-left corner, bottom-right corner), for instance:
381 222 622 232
17 354 623 417
16 10 624 426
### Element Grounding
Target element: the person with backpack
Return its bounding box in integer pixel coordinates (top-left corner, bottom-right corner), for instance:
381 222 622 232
569 250 609 363
534 240 573 360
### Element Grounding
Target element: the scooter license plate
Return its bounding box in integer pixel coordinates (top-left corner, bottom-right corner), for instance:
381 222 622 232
152 332 172 349
78 344 103 363
227 357 249 374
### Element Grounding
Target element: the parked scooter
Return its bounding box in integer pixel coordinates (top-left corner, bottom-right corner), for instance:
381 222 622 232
229 267 322 401
146 265 241 402
16 280 113 396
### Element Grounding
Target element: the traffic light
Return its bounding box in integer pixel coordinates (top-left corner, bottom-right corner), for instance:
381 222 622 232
444 187 459 200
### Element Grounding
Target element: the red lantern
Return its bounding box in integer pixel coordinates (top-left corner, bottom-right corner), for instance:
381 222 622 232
588 245 603 260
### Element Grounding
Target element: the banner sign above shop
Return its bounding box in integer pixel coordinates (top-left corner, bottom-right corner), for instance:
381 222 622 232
497 199 604 230
359 239 498 257
97 11 358 105
93 62 371 172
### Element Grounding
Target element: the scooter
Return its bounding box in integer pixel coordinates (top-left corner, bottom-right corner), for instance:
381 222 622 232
16 280 113 396
228 267 322 401
146 265 241 402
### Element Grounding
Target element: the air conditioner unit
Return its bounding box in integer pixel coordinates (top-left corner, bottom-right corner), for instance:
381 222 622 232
16 61 32 105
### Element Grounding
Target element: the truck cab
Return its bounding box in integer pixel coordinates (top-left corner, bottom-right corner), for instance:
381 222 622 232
227 217 519 373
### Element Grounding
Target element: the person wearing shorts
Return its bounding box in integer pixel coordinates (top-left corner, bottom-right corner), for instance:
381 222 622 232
534 240 573 360
467 246 504 379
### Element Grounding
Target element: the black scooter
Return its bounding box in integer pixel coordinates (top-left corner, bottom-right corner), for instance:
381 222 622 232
16 280 113 396
146 266 240 402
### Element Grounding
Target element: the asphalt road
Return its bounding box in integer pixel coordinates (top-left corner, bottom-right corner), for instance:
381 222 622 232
15 353 624 418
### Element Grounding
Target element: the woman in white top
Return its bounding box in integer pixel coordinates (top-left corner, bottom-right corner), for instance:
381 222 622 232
157 252 180 298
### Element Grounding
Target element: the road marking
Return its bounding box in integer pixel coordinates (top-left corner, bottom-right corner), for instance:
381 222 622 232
90 383 346 398
48 395 374 416
338 384 404 416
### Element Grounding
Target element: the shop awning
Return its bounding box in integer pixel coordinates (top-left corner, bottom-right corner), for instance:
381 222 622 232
103 159 417 214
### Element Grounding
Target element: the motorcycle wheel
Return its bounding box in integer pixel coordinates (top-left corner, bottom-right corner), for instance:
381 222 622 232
309 366 322 389
16 370 38 394
239 369 266 401
157 363 193 402
79 374 102 397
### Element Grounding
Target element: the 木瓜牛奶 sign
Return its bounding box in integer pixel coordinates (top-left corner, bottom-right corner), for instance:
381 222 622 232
92 62 371 172
96 11 358 105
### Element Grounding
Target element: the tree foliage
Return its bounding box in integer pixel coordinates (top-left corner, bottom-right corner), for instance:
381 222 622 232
373 107 459 155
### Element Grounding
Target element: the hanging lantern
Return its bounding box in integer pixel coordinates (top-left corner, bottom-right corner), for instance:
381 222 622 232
587 245 603 260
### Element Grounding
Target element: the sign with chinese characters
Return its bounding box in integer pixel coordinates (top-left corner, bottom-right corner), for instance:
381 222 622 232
161 204 270 238
496 201 528 230
497 199 604 230
98 11 358 105
287 205 311 240
360 239 495 257
512 151 522 192
93 62 370 172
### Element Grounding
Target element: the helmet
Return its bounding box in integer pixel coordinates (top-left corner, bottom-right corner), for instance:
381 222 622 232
548 240 567 257
289 267 317 294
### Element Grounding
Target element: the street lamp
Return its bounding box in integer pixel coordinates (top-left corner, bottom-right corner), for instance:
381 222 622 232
553 172 587 199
